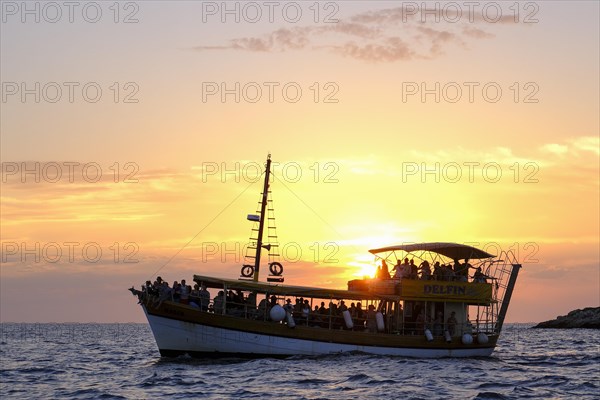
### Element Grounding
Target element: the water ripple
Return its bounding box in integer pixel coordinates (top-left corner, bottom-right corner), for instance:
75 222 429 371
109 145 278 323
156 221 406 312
1 323 599 399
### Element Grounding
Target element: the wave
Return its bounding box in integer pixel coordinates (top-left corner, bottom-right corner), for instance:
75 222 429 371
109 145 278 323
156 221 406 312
1 323 598 399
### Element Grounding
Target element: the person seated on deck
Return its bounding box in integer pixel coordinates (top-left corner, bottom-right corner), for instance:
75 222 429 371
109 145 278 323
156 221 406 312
452 259 470 282
213 290 225 314
226 290 242 312
190 283 199 297
355 302 364 320
154 276 163 288
339 300 348 312
318 301 327 319
311 305 324 327
443 264 455 281
265 295 278 320
330 302 338 316
228 291 246 317
446 311 458 336
473 267 487 283
140 281 155 303
155 281 172 307
294 298 303 313
391 259 403 279
257 296 268 319
419 260 431 280
453 259 463 281
366 304 377 333
179 280 189 305
246 291 257 312
137 281 151 304
349 302 357 318
283 298 294 313
234 290 246 308
224 290 233 308
438 265 447 280
330 302 343 329
151 280 161 296
269 295 278 306
189 283 200 307
172 281 181 302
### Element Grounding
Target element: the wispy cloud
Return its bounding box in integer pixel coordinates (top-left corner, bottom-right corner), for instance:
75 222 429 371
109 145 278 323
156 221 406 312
539 136 599 157
193 6 524 62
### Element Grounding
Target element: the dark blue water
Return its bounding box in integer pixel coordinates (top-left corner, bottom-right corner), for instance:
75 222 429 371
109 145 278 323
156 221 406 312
0 323 598 399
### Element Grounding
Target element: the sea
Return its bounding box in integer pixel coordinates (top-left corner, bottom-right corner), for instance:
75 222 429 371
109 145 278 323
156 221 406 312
0 323 598 399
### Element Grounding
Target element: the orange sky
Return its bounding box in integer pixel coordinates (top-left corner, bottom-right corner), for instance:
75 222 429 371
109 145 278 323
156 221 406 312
1 1 598 323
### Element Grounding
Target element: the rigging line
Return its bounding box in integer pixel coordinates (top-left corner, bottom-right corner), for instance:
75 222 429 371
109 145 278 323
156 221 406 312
273 174 362 254
148 171 265 280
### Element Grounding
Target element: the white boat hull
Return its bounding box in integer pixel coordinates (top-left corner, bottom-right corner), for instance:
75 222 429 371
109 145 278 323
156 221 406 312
145 310 494 358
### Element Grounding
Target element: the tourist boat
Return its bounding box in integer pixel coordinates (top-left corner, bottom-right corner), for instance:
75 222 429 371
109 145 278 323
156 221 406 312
129 155 521 358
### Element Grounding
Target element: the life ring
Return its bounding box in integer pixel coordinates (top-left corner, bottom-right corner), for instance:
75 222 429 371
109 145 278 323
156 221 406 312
240 264 254 277
269 262 284 276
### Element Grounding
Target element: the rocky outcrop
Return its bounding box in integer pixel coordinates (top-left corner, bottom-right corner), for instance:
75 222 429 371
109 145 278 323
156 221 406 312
533 307 600 329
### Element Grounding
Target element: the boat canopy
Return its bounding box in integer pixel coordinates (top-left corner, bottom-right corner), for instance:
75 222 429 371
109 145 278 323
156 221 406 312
193 274 400 301
369 242 494 260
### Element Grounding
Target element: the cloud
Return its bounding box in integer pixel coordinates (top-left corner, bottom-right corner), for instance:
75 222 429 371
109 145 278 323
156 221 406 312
540 143 569 156
414 26 463 57
0 164 197 228
571 136 600 155
539 136 599 157
327 37 416 62
192 5 521 62
462 26 495 39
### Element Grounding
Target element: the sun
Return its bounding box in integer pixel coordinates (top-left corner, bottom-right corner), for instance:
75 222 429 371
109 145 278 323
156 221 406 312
348 259 377 279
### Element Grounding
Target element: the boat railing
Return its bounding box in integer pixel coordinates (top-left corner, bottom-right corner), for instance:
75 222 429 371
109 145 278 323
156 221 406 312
135 285 507 341
472 250 520 334
138 279 504 339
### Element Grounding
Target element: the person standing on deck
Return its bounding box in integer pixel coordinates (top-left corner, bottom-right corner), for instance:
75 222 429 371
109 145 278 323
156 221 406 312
391 259 403 279
432 261 442 280
380 260 391 279
199 284 210 311
462 259 473 281
419 261 431 280
301 300 311 324
410 259 418 279
402 258 411 279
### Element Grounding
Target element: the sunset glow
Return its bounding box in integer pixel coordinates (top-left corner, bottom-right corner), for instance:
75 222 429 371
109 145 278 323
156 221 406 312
1 1 598 324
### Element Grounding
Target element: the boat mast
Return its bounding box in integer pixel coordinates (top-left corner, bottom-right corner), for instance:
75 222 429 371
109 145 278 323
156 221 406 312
253 154 272 282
